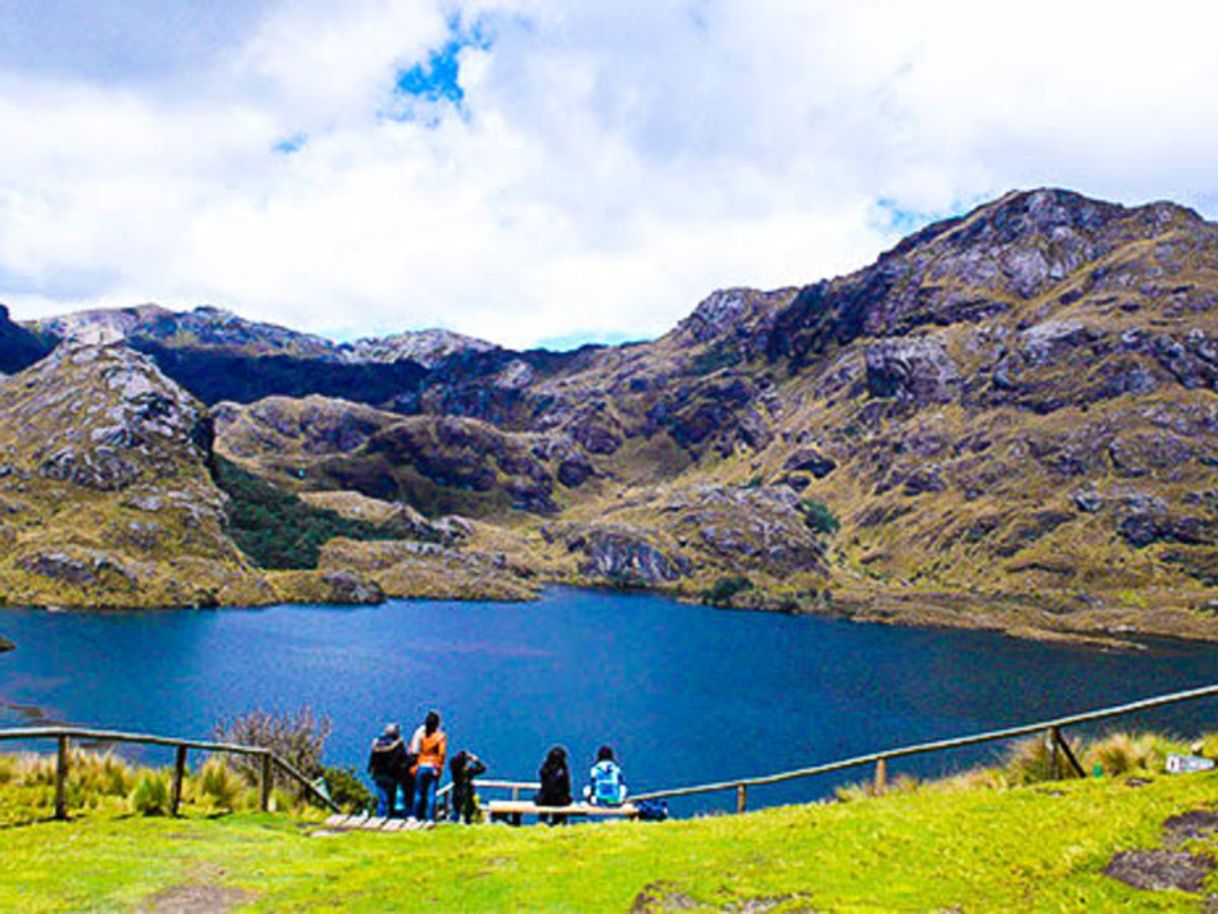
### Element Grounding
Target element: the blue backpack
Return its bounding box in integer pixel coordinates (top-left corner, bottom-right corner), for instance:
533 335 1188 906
635 799 668 821
589 760 626 805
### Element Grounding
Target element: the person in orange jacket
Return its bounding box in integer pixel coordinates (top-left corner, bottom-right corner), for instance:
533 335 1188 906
410 709 447 821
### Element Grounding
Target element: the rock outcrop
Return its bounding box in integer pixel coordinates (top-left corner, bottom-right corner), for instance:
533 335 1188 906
0 343 271 608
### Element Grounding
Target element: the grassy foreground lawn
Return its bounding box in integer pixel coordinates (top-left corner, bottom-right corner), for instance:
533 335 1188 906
4 772 1218 912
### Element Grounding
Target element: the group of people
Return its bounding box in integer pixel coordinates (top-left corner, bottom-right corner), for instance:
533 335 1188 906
366 709 627 825
367 710 485 823
535 744 628 825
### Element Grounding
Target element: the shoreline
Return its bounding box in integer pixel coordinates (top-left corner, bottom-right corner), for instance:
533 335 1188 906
3 579 1218 652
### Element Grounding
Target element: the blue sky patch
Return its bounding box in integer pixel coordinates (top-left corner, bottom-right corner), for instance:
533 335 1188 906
874 197 938 236
536 329 648 352
273 132 308 155
394 17 491 109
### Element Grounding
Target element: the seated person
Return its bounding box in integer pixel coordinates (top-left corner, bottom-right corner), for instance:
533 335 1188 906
583 745 628 806
535 745 572 826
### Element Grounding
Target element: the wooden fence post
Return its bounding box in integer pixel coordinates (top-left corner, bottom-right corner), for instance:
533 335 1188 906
54 735 69 820
875 757 888 794
736 784 747 814
1046 728 1059 780
170 745 188 816
1051 726 1086 778
259 754 273 812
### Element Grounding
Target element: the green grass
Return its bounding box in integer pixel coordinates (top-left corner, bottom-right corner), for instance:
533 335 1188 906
5 771 1218 911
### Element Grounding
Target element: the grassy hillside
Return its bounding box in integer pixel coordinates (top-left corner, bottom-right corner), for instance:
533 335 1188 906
5 769 1218 911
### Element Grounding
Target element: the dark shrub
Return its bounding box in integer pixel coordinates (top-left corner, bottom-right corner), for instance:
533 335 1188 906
211 457 408 569
702 575 754 605
323 766 375 814
802 498 840 536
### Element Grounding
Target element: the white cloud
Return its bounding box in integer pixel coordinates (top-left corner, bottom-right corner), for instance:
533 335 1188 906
0 0 1217 348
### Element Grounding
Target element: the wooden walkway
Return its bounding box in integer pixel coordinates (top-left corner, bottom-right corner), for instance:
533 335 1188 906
318 814 436 833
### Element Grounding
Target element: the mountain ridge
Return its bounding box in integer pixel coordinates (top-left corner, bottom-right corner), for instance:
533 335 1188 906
5 187 1218 643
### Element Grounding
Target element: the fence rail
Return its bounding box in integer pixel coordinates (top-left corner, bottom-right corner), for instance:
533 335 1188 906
0 726 339 818
631 682 1218 811
7 682 1218 823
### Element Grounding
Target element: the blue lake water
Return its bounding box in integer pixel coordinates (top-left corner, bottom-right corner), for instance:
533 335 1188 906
2 586 1218 815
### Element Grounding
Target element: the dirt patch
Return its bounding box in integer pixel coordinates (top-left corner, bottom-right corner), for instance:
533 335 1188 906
1164 810 1218 846
722 893 814 912
139 884 252 913
1104 849 1213 893
631 881 699 912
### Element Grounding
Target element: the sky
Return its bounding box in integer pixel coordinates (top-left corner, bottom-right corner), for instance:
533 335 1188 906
1 1 1218 349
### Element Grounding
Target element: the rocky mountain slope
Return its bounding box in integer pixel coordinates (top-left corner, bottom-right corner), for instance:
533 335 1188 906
0 343 535 607
211 189 1218 640
0 342 270 607
6 188 1218 640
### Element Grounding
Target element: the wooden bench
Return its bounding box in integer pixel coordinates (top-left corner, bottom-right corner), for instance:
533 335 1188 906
487 800 638 825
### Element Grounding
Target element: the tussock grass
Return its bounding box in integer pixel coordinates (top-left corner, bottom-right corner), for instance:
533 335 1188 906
197 757 245 811
832 729 1202 807
129 771 170 816
1083 731 1173 777
0 749 272 823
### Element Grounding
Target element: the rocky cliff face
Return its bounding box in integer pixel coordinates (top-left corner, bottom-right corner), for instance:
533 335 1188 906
342 328 499 368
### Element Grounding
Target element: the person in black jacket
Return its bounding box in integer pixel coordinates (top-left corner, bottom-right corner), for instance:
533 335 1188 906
448 750 487 824
535 745 572 826
367 723 408 818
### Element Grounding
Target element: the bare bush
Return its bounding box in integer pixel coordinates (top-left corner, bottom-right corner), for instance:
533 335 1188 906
213 706 332 784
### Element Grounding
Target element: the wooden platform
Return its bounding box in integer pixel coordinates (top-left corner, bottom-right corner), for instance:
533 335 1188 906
487 800 638 824
317 814 436 833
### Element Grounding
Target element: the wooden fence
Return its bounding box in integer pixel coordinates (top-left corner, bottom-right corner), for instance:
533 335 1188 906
0 726 339 819
629 682 1218 813
6 682 1218 824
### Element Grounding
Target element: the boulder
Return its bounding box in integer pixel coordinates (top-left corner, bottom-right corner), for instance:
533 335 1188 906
1019 321 1096 367
865 337 959 405
322 570 385 605
571 531 690 584
1071 487 1103 513
783 447 837 478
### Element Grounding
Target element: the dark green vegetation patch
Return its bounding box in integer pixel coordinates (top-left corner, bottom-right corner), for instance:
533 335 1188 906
211 457 409 569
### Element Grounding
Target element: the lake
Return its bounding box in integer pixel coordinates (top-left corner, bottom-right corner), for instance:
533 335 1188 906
2 586 1218 815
